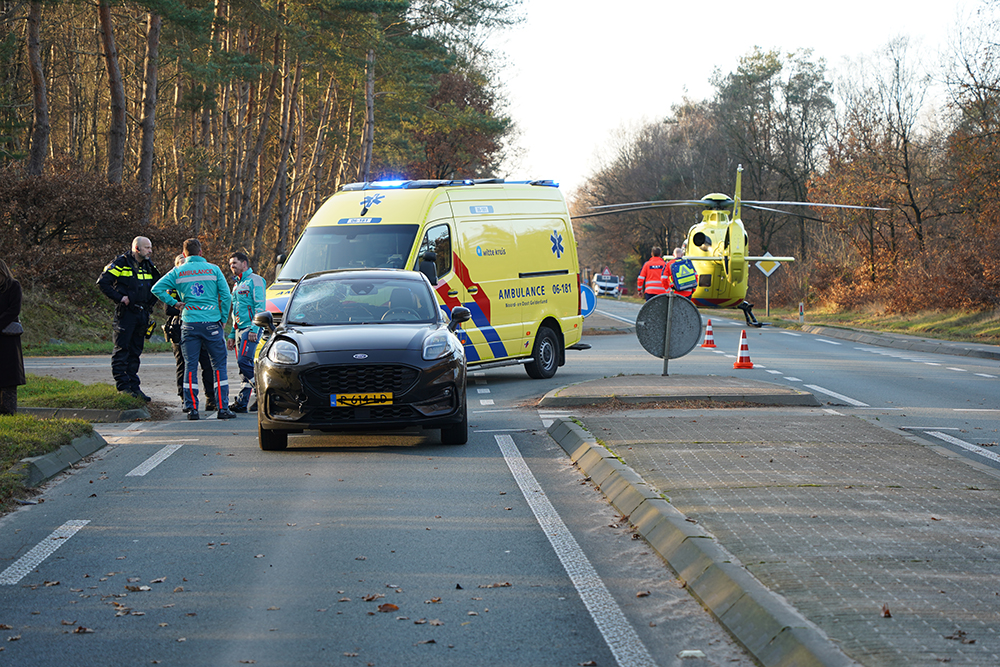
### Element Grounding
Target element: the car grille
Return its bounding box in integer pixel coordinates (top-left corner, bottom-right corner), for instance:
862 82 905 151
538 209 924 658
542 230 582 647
301 365 419 396
310 405 419 421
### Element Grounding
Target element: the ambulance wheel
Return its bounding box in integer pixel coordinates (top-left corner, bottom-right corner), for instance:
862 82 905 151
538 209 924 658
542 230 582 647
526 327 558 379
258 418 288 451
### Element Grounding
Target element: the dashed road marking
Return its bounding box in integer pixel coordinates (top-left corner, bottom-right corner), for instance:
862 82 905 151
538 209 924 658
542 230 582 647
804 384 870 407
928 431 1000 466
126 444 184 477
0 520 90 585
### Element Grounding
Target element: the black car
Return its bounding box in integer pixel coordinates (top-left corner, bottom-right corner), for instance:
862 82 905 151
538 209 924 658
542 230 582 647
253 269 471 451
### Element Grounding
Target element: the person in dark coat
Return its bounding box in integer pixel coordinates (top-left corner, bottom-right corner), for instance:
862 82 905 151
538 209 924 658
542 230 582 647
97 236 161 401
0 259 25 415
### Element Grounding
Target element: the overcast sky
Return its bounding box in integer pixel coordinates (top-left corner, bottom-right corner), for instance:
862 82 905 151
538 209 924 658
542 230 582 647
486 0 973 194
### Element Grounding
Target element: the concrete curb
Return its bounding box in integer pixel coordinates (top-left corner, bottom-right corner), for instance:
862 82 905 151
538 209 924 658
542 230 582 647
18 432 110 488
18 406 150 422
547 417 858 667
539 384 821 408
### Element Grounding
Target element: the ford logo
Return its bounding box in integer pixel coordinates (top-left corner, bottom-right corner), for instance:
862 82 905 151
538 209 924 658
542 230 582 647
353 353 369 359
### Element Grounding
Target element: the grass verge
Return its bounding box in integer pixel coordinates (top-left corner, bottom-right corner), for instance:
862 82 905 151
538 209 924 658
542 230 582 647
0 414 94 510
20 374 147 410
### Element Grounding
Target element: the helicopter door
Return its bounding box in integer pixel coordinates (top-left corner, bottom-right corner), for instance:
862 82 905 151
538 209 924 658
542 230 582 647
723 221 746 285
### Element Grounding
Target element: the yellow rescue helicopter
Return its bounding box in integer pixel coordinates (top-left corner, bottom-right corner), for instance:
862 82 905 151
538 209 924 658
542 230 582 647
576 165 885 326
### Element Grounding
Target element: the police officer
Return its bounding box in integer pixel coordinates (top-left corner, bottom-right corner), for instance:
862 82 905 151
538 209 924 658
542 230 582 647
226 251 266 413
97 236 161 400
152 238 234 421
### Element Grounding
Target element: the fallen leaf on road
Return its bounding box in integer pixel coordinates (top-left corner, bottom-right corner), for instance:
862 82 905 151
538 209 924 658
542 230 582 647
151 577 166 584
881 604 892 618
478 582 511 589
267 607 280 611
636 591 651 598
125 585 151 592
430 619 444 626
72 626 94 634
44 581 60 587
362 594 384 602
377 603 399 613
61 620 76 625
416 639 436 645
425 597 441 604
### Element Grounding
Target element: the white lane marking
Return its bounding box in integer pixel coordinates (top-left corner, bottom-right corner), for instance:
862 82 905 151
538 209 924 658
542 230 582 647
954 409 1000 412
594 310 637 325
784 377 802 382
538 410 575 428
0 520 90 585
126 444 184 477
823 409 843 415
804 385 870 407
102 437 198 445
975 373 997 378
928 431 1000 466
766 370 782 375
946 367 967 372
477 388 491 394
471 372 486 377
755 364 767 369
495 435 657 667
924 362 941 366
816 339 842 345
780 331 801 336
480 399 495 406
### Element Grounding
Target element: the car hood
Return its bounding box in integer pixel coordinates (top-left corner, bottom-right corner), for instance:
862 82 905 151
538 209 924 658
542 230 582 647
279 323 436 354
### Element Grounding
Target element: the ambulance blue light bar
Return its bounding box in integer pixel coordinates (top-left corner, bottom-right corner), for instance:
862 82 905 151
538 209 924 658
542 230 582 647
341 179 559 191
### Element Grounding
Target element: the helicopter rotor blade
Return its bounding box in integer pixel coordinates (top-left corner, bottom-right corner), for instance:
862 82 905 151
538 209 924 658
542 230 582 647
588 200 708 210
573 202 705 220
744 200 890 211
742 204 837 224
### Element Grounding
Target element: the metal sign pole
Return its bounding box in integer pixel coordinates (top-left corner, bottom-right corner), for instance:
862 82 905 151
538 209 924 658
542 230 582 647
766 276 770 317
662 295 674 376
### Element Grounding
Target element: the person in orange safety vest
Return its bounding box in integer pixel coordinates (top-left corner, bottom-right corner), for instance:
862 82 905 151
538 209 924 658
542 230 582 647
636 247 668 301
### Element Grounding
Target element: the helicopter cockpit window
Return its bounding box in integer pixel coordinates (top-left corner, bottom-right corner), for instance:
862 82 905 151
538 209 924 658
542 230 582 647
692 232 712 249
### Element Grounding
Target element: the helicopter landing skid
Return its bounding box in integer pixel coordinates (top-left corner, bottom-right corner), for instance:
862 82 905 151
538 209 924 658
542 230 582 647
738 301 764 328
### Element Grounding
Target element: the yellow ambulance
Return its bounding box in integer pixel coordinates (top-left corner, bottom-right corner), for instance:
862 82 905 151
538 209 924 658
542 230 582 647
266 179 589 378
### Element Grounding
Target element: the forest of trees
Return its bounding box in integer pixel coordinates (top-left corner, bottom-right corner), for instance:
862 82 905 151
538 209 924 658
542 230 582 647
572 3 1000 313
0 0 519 288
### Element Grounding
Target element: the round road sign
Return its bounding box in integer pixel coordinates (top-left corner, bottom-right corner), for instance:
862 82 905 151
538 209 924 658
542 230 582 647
580 284 597 317
634 294 702 359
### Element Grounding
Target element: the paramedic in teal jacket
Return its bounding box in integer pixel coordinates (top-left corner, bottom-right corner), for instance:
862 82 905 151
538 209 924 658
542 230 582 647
226 251 267 412
152 238 235 420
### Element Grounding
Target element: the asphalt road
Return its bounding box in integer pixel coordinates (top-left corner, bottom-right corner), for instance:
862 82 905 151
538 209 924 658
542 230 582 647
3 349 752 666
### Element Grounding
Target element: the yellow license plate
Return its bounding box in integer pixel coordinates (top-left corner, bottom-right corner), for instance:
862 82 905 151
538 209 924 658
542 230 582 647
331 393 393 407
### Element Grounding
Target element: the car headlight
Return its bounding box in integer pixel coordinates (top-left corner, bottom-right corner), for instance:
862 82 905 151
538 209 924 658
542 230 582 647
423 330 461 360
268 339 299 365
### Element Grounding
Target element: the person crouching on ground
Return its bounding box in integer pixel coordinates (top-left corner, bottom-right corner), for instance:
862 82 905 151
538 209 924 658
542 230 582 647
152 238 234 421
164 253 218 413
226 251 266 413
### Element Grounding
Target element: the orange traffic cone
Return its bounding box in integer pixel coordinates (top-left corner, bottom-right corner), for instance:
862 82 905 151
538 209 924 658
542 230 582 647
701 319 717 348
733 329 754 369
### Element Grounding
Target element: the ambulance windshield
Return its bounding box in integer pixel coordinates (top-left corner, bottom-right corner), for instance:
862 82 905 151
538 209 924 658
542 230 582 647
276 225 419 281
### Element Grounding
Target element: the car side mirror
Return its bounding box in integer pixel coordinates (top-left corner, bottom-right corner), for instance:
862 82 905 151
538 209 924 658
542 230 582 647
253 311 275 333
448 306 471 332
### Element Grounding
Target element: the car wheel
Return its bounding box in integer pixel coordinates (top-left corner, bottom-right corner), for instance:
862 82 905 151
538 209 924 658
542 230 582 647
525 326 559 379
258 416 288 451
440 405 468 445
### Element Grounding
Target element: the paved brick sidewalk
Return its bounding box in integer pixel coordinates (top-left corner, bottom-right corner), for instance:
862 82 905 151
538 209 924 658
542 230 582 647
579 407 1000 666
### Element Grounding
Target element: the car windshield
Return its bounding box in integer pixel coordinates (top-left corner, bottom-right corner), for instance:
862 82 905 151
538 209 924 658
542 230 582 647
276 225 419 281
284 276 437 325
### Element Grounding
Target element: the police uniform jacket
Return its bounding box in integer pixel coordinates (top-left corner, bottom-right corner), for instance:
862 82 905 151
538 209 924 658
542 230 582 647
97 251 161 310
